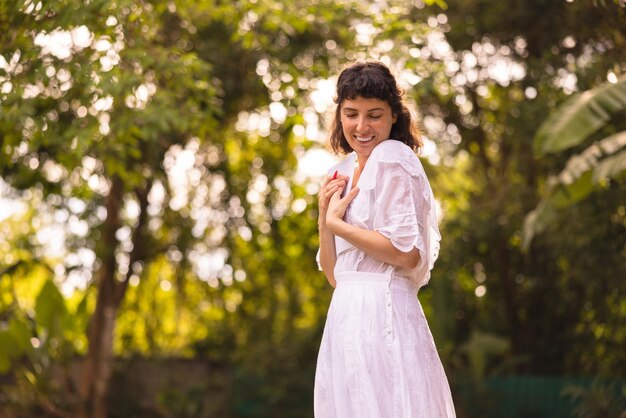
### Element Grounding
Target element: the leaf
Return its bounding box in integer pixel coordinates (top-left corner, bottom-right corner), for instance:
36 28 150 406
460 331 509 379
522 172 593 249
0 318 32 373
0 332 14 373
593 147 626 182
35 280 67 335
523 131 626 249
425 0 448 8
8 318 32 353
534 76 626 155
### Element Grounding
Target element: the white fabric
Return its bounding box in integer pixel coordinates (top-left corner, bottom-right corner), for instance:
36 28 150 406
314 140 455 417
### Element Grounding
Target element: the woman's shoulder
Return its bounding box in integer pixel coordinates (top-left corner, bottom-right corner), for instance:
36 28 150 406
369 139 425 176
372 138 416 156
359 140 427 190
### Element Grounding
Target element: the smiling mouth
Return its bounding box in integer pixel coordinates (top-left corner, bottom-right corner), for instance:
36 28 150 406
355 135 375 143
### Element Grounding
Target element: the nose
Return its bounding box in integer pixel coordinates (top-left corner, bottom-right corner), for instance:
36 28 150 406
356 116 368 133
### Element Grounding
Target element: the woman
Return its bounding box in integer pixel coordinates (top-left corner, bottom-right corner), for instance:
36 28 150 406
315 61 456 417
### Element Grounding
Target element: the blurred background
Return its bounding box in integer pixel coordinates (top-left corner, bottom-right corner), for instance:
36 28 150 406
0 0 625 417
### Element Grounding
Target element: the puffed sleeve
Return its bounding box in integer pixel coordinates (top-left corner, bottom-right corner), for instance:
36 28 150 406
361 141 441 287
373 162 424 252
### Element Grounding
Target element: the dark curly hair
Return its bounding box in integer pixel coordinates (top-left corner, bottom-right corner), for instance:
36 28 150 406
329 61 422 154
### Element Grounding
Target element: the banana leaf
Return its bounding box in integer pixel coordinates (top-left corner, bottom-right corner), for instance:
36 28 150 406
534 76 626 155
523 131 626 249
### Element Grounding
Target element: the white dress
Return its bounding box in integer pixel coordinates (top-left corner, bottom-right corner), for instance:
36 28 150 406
314 140 456 418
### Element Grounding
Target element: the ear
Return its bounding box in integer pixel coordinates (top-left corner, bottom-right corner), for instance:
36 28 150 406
392 113 398 123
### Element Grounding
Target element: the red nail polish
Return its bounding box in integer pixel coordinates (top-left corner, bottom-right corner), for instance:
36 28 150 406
332 170 338 180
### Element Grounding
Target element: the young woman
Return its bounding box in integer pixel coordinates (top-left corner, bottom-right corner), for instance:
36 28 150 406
315 61 456 417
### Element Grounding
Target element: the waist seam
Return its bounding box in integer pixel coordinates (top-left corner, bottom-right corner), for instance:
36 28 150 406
334 271 418 293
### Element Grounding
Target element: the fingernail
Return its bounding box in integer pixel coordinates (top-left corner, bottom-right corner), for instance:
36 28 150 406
332 170 338 180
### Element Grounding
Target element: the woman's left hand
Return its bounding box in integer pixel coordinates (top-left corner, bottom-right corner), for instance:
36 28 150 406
326 186 360 232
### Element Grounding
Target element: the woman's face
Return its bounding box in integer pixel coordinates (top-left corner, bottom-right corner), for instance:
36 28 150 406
340 96 397 160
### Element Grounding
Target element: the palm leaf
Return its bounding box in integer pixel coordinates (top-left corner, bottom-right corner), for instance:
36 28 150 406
593 147 626 181
522 172 592 250
534 76 626 155
522 131 626 249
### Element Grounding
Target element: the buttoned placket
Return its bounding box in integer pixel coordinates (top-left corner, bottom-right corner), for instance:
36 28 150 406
384 272 393 344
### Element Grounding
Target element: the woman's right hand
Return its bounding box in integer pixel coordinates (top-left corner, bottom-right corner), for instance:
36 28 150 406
318 172 348 228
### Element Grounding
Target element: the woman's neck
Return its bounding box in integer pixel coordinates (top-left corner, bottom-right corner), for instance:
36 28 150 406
352 155 366 188
355 154 367 170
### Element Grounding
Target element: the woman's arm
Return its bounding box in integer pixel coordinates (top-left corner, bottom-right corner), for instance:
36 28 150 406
318 223 337 287
326 187 420 270
317 173 349 287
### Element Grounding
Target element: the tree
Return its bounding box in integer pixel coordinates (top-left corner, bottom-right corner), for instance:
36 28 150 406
0 0 362 416
418 0 626 377
3 0 625 416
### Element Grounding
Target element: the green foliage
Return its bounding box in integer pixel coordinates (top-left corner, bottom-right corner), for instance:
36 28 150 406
2 0 372 415
0 275 81 417
563 379 626 418
460 331 510 381
524 77 626 246
35 280 67 334
0 318 30 373
157 386 207 418
418 0 626 400
1 0 625 416
533 77 626 155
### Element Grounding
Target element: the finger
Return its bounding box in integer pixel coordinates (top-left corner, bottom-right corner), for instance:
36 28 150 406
329 188 342 202
320 181 337 194
342 186 360 203
320 184 340 202
321 172 337 189
326 178 346 188
323 182 344 197
326 170 343 182
327 180 347 197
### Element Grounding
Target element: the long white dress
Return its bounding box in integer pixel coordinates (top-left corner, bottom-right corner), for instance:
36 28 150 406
314 140 456 418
